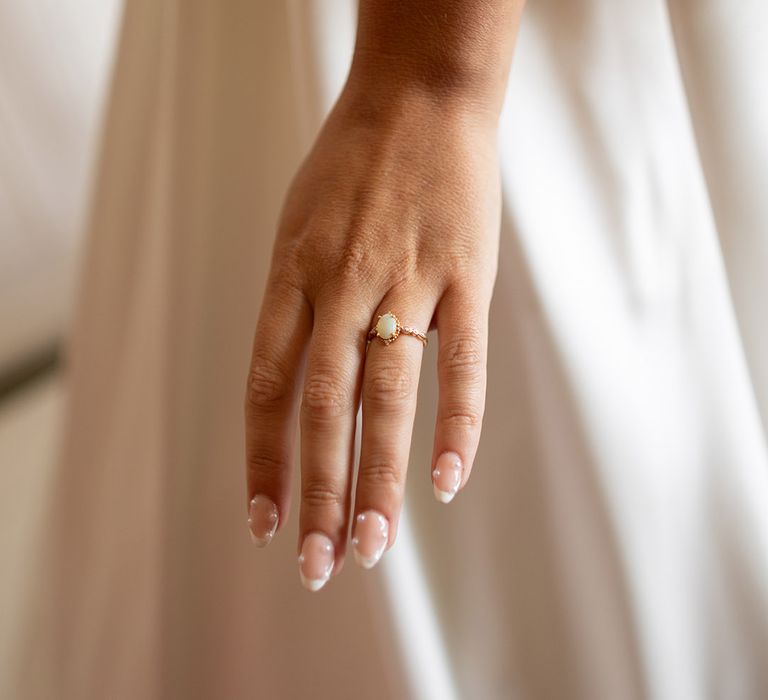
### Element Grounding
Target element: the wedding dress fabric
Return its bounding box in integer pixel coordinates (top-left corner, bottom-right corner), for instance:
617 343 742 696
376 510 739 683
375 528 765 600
0 1 119 372
15 1 768 698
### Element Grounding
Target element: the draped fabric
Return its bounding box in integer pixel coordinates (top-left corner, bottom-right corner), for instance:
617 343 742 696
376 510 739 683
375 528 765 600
0 0 119 371
11 1 768 698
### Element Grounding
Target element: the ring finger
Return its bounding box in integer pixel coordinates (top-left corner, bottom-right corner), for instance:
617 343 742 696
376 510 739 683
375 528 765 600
352 288 436 569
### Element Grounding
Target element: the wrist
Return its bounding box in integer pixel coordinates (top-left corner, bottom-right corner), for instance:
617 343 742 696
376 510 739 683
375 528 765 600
345 48 508 125
341 57 508 138
347 0 524 122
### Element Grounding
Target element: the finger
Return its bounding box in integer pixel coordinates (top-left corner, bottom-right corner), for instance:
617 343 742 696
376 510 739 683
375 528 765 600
430 285 489 504
352 295 434 569
297 294 367 591
245 275 312 546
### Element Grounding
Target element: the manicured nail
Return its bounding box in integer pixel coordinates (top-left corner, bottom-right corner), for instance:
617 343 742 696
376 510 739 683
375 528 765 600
432 452 463 504
247 495 279 546
352 510 389 569
298 532 335 591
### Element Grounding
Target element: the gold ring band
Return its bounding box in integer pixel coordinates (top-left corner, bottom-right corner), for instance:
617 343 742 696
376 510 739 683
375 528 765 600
366 311 428 349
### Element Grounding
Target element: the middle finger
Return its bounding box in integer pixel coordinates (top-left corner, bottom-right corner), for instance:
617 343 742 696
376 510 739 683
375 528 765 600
297 295 366 591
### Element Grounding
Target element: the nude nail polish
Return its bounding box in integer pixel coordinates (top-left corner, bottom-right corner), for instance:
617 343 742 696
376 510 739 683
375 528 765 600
352 510 389 569
298 532 335 591
432 452 463 504
247 495 279 546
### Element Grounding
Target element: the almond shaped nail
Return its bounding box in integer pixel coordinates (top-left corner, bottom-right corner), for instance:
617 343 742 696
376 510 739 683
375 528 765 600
432 452 463 504
247 495 279 546
351 510 389 569
298 532 335 591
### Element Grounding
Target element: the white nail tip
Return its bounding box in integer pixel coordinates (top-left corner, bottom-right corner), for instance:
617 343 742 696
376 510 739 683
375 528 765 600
299 573 330 592
433 485 456 504
352 548 381 570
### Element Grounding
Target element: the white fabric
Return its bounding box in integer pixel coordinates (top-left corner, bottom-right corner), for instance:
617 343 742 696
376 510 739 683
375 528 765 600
0 0 120 372
9 1 768 698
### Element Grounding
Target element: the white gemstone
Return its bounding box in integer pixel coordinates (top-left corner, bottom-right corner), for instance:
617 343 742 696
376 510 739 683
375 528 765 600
376 313 398 340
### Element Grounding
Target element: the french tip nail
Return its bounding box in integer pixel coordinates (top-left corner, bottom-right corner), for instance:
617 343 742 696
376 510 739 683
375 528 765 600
352 510 389 569
298 532 335 591
432 453 463 505
433 484 456 504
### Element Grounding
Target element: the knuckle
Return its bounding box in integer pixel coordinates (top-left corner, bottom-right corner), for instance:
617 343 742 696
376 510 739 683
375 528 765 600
246 356 292 412
440 334 485 381
246 450 286 481
302 371 351 421
337 237 375 285
365 365 414 408
302 477 345 510
359 457 404 490
440 403 484 429
268 254 303 293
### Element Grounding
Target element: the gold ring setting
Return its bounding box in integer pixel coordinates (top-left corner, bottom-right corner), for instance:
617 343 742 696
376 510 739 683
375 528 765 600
367 311 428 349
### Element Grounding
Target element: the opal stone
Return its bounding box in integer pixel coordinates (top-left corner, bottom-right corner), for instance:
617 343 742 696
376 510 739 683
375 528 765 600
376 313 398 340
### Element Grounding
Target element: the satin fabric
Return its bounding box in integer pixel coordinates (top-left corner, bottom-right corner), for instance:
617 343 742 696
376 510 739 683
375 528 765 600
13 1 768 698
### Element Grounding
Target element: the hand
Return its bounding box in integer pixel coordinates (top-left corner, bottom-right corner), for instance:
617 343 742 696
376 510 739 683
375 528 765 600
245 85 501 590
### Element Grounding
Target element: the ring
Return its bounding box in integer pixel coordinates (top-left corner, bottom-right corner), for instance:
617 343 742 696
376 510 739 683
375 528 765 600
366 311 428 349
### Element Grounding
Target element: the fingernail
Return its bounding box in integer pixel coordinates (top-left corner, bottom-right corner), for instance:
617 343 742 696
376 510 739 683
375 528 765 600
432 452 463 504
298 532 335 592
352 510 389 569
247 495 279 546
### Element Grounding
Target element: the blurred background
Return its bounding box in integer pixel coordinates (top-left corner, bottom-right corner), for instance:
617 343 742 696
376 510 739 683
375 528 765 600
2 2 767 698
0 0 122 673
